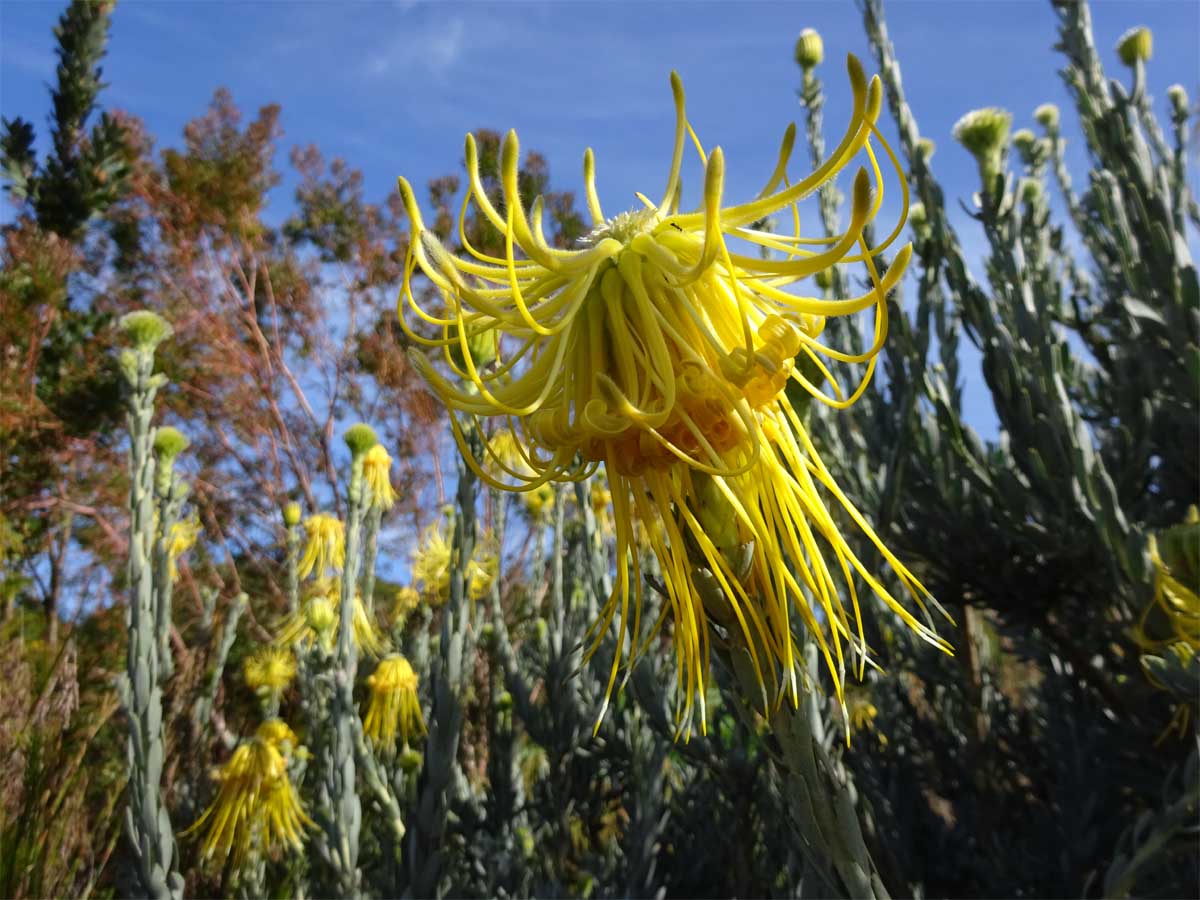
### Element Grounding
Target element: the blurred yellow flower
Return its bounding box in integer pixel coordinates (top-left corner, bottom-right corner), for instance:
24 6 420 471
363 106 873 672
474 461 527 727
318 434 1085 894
276 578 387 657
397 56 950 734
297 513 345 579
243 646 297 696
184 719 312 866
167 514 200 581
393 585 421 622
411 521 498 605
363 654 426 748
363 444 398 511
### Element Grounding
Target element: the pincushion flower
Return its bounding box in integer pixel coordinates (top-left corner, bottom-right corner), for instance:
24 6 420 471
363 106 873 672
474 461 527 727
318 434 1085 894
397 55 950 733
277 578 387 657
363 444 398 511
411 520 498 605
184 719 313 866
297 513 345 579
363 654 426 749
244 645 297 697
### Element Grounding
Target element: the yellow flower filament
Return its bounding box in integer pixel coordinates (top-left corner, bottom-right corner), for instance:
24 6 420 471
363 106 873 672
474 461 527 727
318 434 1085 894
396 55 951 736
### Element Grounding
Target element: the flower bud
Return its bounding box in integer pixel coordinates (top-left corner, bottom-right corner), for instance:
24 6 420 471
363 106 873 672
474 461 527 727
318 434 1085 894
1116 25 1152 67
495 690 514 712
1167 84 1188 117
282 501 302 527
398 747 423 774
916 138 936 162
908 202 927 229
307 596 338 641
1019 177 1042 205
344 422 378 457
814 267 834 290
153 426 189 461
794 28 824 71
119 310 172 350
1033 103 1059 131
953 107 1012 186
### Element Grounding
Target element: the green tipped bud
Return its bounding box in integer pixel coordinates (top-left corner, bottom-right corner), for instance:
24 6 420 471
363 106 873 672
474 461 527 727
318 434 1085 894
152 426 189 461
953 107 1012 187
449 324 498 370
794 28 824 71
908 202 927 229
1116 25 1152 67
119 310 172 350
694 473 739 552
1033 103 1060 131
916 138 936 162
307 596 338 641
282 501 302 528
1019 177 1042 205
814 267 834 290
398 747 423 774
953 108 1012 158
1011 129 1040 166
1012 128 1037 152
1167 84 1189 116
495 690 514 712
344 422 378 457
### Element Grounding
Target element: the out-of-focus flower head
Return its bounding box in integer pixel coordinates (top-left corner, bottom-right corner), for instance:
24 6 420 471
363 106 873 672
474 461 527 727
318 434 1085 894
396 56 951 735
297 513 345 580
363 444 398 511
244 646 297 697
392 585 421 623
363 654 426 749
167 514 200 581
1116 25 1152 67
276 577 387 657
184 719 312 866
1131 508 1199 741
411 520 498 605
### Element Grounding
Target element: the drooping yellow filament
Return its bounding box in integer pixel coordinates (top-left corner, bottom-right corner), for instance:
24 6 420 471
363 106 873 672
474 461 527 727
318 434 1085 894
396 54 952 737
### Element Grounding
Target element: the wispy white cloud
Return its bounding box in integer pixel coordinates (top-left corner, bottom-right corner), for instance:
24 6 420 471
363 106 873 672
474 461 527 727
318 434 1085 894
364 14 466 79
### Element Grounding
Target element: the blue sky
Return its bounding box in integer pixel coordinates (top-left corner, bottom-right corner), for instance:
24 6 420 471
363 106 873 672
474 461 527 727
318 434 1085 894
2 0 1198 439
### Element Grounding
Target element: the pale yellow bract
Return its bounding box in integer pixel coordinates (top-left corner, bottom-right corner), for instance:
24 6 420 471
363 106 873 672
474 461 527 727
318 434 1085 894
396 55 951 735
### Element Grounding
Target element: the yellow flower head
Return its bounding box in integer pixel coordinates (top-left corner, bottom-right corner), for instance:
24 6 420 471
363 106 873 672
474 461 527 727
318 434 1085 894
411 520 498 604
411 522 452 605
363 653 426 748
276 578 387 657
397 57 950 734
167 514 201 581
244 646 297 695
297 513 345 579
1134 507 1200 654
184 719 313 866
393 584 421 622
363 444 398 511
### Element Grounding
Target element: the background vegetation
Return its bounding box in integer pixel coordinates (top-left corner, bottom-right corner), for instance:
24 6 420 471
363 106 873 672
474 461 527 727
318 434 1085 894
0 0 1195 897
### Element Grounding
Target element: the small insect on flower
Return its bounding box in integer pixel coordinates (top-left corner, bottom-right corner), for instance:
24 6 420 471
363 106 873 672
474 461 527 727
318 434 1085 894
297 513 345 579
363 654 427 749
396 55 951 736
363 444 398 511
184 719 313 867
